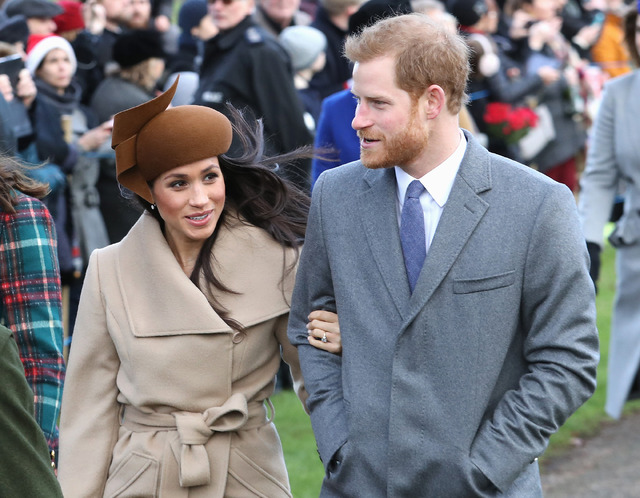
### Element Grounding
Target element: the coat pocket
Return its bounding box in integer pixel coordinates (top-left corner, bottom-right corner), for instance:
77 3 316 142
227 446 292 498
104 451 159 498
453 270 516 294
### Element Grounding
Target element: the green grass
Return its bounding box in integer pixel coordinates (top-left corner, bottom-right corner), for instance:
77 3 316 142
272 390 324 497
273 233 629 494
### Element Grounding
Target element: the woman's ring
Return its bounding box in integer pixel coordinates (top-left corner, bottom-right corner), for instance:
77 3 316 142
321 332 328 343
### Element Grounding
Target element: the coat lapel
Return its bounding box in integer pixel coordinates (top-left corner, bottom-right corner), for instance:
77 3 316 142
358 167 411 317
404 132 492 324
115 213 295 338
117 213 231 336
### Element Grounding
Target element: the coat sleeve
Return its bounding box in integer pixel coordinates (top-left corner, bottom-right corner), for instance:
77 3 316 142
58 249 122 496
287 174 349 469
311 99 339 188
249 44 313 154
275 313 308 410
577 80 620 245
0 199 65 454
470 181 599 492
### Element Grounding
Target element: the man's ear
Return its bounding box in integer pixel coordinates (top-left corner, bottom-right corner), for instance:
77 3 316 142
422 85 446 119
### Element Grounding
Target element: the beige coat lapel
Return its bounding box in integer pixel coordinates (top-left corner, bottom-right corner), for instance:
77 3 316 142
116 213 295 338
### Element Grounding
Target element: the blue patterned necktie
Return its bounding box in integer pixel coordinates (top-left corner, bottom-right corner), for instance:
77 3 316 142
401 180 426 293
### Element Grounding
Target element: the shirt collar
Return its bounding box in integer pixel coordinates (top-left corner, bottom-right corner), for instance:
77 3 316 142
395 129 467 208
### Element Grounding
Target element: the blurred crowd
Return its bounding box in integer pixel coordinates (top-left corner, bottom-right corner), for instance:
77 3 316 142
0 0 637 463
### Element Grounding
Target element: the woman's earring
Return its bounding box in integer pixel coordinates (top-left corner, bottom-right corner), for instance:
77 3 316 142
151 204 156 210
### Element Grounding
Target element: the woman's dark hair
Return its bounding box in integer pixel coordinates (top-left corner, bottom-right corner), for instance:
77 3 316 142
138 106 312 331
624 6 640 68
0 154 50 213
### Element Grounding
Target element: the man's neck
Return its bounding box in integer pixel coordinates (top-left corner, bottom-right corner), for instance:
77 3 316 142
402 123 462 178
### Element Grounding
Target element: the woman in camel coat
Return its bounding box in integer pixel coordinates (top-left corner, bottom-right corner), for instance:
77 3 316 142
58 79 339 497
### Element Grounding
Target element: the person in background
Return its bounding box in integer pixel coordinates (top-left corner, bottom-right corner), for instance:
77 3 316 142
164 0 218 106
58 79 339 497
311 0 413 186
70 0 133 105
309 0 365 100
90 28 166 244
590 0 632 79
578 3 640 421
253 0 312 37
288 13 598 496
0 14 37 156
0 324 63 497
502 0 588 192
3 0 63 35
279 24 327 129
125 0 179 54
0 9 29 56
27 33 112 275
53 0 86 42
0 152 65 462
450 0 560 160
194 0 313 193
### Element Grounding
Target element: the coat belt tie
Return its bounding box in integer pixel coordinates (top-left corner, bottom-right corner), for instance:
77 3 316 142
121 393 271 490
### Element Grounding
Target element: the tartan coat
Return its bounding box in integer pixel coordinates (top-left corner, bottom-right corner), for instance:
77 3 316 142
0 193 65 454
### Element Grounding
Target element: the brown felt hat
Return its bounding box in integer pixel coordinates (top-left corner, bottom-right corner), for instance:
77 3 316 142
111 77 233 203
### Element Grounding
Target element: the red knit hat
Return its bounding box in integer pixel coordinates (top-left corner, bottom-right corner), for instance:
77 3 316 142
54 1 85 34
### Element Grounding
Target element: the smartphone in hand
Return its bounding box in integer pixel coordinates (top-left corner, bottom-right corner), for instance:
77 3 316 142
0 54 24 89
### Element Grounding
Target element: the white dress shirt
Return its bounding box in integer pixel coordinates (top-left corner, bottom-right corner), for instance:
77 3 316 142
395 130 467 254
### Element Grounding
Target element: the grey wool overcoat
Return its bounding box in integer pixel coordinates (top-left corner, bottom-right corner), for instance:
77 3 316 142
578 70 640 419
288 130 599 497
58 212 306 497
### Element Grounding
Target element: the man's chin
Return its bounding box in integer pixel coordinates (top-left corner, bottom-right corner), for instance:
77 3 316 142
361 153 393 170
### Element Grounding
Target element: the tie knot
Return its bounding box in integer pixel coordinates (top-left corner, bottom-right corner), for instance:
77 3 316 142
406 180 424 200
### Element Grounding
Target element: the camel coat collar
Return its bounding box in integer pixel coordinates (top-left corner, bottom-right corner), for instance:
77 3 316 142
116 212 295 337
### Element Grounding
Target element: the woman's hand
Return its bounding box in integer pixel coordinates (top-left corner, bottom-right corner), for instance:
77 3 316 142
15 69 37 109
307 310 341 355
0 74 14 102
77 120 112 151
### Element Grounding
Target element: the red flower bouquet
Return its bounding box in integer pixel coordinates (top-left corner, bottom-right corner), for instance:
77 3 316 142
483 103 539 145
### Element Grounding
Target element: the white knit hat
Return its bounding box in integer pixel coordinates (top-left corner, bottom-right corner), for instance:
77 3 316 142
25 34 77 76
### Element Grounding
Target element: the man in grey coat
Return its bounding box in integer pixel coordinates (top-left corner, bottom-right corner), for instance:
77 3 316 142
288 13 599 497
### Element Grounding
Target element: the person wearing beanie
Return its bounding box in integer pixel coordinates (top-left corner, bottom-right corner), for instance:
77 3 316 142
0 12 29 49
57 78 340 497
25 31 112 337
110 28 165 70
88 28 167 244
3 0 63 35
279 25 327 126
53 0 85 42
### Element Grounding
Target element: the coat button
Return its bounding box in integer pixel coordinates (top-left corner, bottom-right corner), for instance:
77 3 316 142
232 331 245 344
